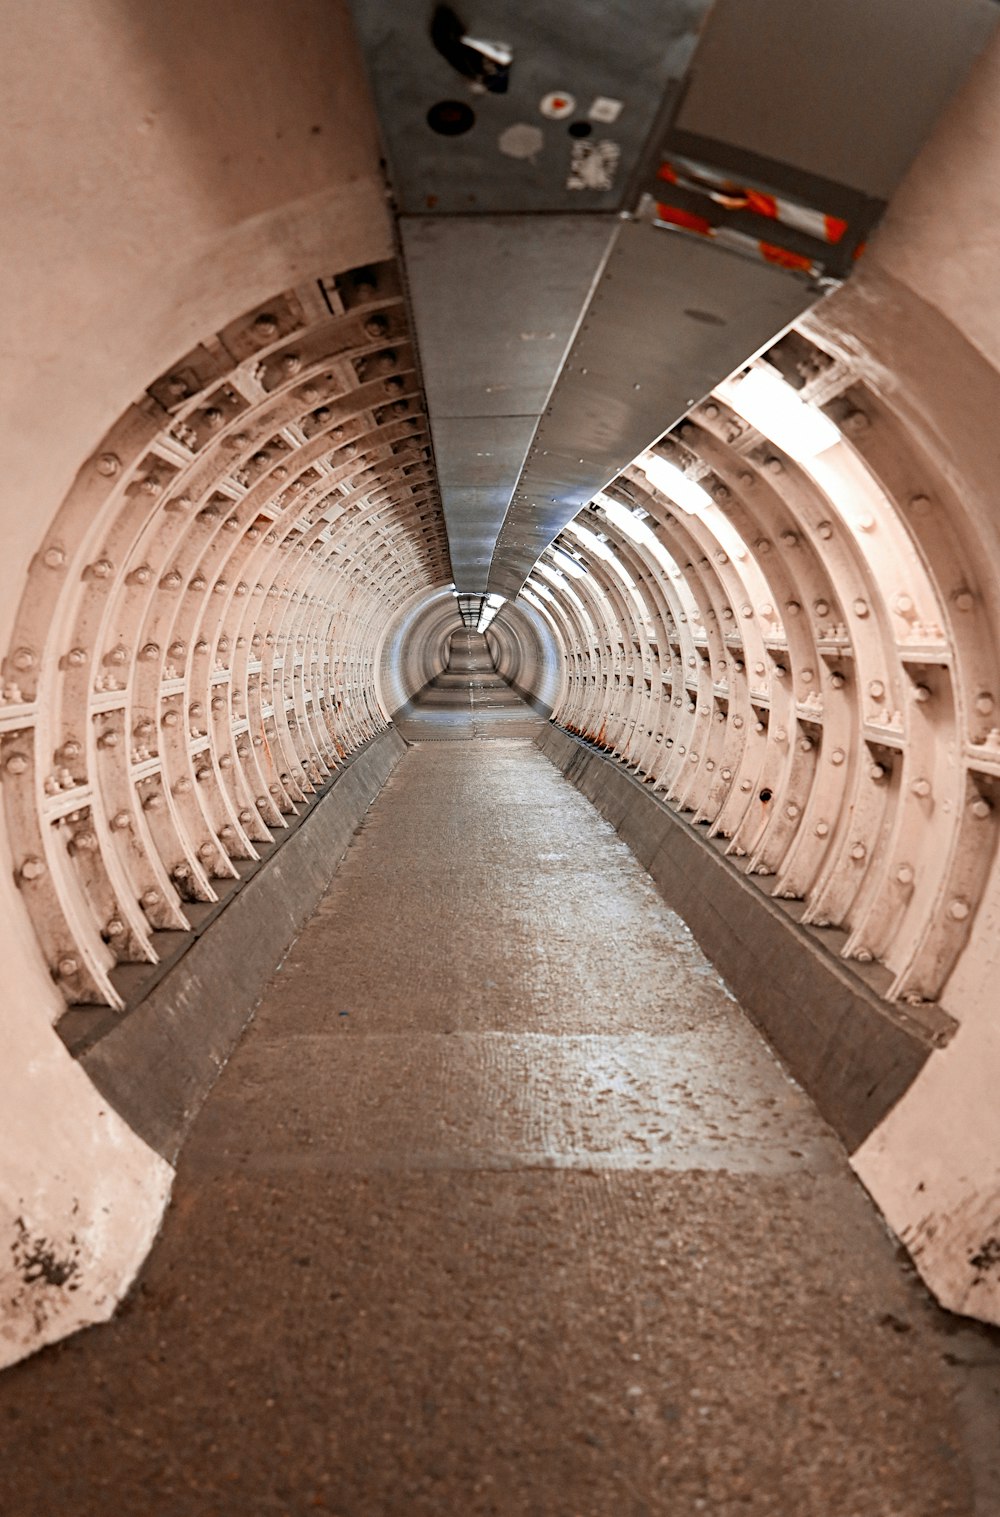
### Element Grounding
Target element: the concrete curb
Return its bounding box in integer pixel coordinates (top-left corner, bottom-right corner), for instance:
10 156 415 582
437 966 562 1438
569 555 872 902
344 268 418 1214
78 729 407 1162
538 724 938 1152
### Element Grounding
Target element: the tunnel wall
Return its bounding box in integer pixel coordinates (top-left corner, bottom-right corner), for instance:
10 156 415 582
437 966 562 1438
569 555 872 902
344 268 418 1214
377 589 463 716
0 0 453 1367
502 33 1000 1321
487 602 563 715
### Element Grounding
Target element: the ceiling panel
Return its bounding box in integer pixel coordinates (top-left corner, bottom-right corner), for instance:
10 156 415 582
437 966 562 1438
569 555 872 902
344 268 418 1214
350 1 711 216
487 220 815 597
402 215 615 588
431 414 538 586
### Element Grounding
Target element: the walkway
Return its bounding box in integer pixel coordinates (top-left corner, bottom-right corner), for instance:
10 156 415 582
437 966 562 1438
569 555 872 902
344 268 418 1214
0 638 996 1514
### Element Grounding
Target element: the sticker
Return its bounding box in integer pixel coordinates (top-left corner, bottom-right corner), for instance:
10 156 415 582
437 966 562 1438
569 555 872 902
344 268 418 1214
588 95 624 124
540 90 576 120
499 123 544 161
566 139 621 192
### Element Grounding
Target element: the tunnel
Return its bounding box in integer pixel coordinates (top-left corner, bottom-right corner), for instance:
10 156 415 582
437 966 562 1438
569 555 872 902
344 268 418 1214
2 2 1000 1510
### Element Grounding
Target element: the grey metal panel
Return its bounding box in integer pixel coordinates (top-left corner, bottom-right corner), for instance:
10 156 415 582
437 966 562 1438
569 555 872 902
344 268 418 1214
401 216 613 419
402 215 616 588
487 220 815 598
350 1 712 216
675 0 998 200
432 415 538 587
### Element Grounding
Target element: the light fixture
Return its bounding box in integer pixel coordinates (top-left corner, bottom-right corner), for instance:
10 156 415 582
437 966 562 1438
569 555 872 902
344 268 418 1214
547 546 588 579
716 364 840 461
636 453 713 514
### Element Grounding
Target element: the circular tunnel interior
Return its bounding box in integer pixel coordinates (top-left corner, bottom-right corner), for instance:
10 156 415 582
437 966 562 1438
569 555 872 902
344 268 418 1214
3 0 1000 1441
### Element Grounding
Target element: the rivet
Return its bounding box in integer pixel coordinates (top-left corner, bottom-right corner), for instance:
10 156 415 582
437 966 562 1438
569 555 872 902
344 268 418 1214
910 778 931 798
5 752 29 774
970 797 992 819
140 890 161 909
817 521 833 540
143 793 164 811
953 589 975 612
43 546 66 569
785 803 800 819
161 710 180 728
868 680 885 699
913 684 932 703
896 865 914 886
19 856 46 881
96 453 120 477
831 749 845 765
106 918 126 937
111 810 132 830
740 780 752 792
870 763 888 781
814 598 830 617
57 956 79 978
139 643 160 662
853 598 869 618
815 821 829 837
850 842 866 861
12 647 35 671
949 898 970 921
909 494 931 516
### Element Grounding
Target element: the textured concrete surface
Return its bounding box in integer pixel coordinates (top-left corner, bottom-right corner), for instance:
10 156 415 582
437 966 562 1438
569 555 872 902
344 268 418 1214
76 728 406 1163
1 645 998 1515
537 724 940 1152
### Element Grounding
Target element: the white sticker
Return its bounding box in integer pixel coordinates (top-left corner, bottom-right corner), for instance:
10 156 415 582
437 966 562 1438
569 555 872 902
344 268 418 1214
566 139 621 192
498 123 544 162
540 91 576 120
589 95 624 124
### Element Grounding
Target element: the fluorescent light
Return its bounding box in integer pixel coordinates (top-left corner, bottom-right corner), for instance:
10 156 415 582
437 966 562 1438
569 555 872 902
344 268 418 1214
548 546 588 579
536 561 568 588
717 365 840 461
581 500 679 580
637 454 713 515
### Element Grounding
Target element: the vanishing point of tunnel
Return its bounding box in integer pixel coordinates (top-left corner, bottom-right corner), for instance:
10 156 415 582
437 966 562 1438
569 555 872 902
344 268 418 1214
2 4 1000 1513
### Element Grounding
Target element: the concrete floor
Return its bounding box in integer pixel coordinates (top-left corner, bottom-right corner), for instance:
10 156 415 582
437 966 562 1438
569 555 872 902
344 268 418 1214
2 642 999 1515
